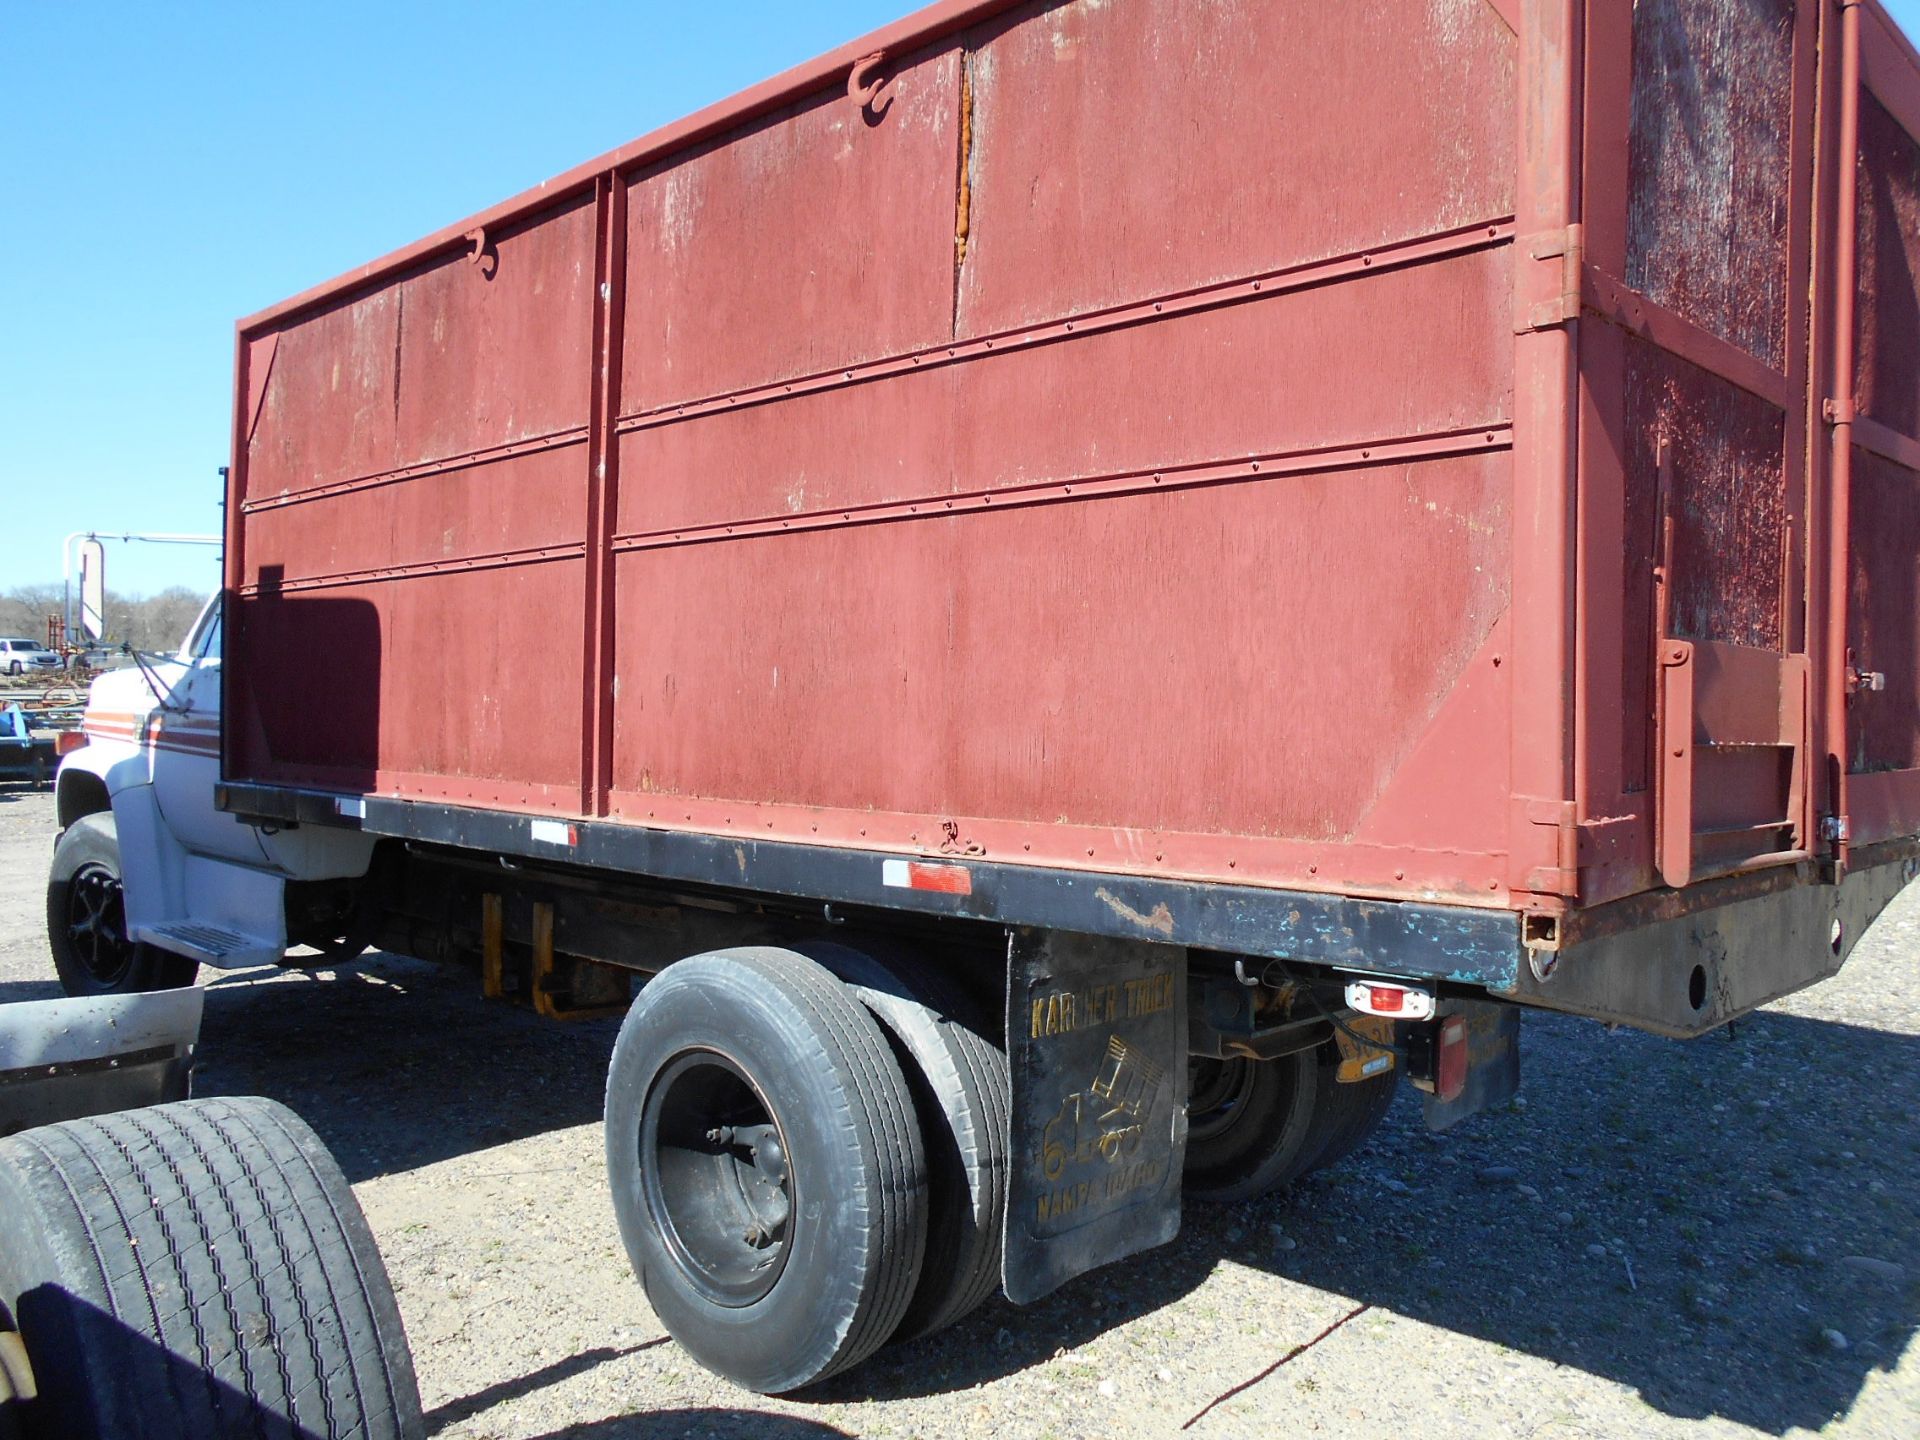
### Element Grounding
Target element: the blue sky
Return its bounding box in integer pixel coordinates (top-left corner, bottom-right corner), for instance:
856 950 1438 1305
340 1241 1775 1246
4 0 1919 600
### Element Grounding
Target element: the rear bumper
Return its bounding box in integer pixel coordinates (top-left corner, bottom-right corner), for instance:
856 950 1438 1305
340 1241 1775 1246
1507 839 1920 1037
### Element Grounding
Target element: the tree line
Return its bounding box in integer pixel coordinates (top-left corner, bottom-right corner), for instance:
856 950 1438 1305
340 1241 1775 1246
0 583 211 654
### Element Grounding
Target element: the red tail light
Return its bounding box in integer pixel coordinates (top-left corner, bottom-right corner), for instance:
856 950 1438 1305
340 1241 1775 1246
55 729 87 756
1435 1013 1469 1102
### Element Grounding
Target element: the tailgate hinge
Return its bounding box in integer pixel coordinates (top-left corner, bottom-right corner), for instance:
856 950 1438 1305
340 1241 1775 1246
1514 224 1585 333
1513 798 1638 898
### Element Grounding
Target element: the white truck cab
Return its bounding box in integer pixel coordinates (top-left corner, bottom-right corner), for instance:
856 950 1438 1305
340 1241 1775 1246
48 596 376 995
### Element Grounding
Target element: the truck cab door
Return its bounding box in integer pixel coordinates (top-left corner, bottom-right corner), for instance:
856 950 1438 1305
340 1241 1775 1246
150 608 266 864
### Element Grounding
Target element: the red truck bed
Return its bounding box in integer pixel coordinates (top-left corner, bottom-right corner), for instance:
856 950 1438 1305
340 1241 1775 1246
223 0 1920 1030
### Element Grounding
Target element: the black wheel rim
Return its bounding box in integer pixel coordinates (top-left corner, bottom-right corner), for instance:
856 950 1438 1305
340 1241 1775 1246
1188 1056 1259 1143
65 862 136 988
639 1050 796 1308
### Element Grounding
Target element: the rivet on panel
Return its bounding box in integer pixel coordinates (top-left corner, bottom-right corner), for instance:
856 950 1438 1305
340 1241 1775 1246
1394 870 1406 881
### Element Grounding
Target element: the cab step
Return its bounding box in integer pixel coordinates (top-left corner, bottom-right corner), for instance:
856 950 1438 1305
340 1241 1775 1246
135 920 282 969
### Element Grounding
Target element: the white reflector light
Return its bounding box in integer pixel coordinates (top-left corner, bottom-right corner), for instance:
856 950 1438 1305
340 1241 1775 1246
1343 979 1436 1021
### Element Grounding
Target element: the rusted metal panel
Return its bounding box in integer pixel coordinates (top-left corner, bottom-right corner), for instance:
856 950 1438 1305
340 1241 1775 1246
1848 445 1920 773
615 247 1514 537
620 49 961 412
1621 339 1788 657
1854 91 1920 442
1838 4 1920 847
242 447 586 586
230 566 585 809
223 0 1920 921
1626 0 1797 371
955 0 1517 337
607 452 1510 886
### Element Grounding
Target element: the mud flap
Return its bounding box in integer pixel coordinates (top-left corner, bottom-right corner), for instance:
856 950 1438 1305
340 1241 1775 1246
1002 928 1187 1305
1417 1000 1521 1132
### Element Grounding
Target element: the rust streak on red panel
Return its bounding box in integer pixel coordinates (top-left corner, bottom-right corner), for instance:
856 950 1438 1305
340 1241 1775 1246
583 173 629 818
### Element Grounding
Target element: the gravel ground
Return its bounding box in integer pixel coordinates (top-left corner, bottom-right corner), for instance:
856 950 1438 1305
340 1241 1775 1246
3 782 1917 1439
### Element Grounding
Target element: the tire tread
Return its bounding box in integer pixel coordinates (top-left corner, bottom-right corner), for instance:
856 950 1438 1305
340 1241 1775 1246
0 1098 421 1439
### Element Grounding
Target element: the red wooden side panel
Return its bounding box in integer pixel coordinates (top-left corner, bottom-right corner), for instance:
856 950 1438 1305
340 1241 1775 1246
1625 0 1797 371
1850 447 1920 772
1584 0 1815 888
1855 91 1920 435
955 0 1517 336
1848 33 1920 790
616 250 1513 534
599 0 1521 900
232 0 1529 902
620 50 962 412
231 198 598 806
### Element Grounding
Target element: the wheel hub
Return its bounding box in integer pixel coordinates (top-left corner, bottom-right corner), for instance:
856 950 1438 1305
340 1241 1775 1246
1187 1055 1259 1142
641 1052 796 1307
66 863 135 988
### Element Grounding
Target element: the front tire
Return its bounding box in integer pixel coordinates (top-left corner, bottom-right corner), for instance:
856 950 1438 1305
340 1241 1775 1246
605 948 928 1392
46 814 198 996
0 1097 423 1439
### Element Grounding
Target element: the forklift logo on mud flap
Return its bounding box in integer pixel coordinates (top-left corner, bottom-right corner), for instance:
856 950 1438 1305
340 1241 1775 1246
1036 1035 1168 1223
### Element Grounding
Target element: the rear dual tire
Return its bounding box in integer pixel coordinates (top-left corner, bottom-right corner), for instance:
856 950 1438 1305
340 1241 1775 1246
800 942 1009 1344
606 947 929 1393
605 943 1012 1393
1183 1044 1398 1202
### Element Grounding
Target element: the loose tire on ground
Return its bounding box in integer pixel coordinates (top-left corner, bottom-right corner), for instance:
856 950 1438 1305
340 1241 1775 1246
46 814 198 997
799 941 1010 1343
1182 1048 1325 1202
0 1096 423 1440
605 948 929 1392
